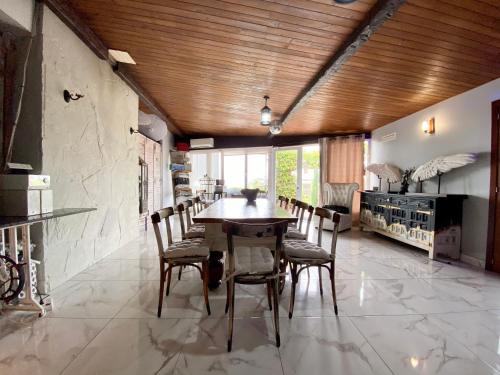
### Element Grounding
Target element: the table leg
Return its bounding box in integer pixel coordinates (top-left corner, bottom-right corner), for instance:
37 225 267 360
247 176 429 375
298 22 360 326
208 250 224 290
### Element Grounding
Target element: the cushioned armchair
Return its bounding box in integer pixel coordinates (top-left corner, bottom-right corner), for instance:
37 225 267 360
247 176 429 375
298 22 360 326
317 182 359 232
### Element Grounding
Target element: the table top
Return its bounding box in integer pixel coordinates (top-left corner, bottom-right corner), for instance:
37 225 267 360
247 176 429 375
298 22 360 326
0 208 96 229
192 198 298 224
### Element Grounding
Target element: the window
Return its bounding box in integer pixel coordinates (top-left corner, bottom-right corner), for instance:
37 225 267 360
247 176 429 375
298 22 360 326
223 154 245 194
247 153 268 192
191 153 208 192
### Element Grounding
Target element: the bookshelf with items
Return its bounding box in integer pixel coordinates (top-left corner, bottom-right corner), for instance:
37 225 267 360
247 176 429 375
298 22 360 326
170 150 193 205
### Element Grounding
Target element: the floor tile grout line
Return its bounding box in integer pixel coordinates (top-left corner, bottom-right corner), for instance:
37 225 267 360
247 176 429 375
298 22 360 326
57 316 113 375
347 315 397 375
57 281 146 375
422 312 500 375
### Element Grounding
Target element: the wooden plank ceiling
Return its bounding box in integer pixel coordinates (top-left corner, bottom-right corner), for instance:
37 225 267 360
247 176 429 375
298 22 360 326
68 0 500 136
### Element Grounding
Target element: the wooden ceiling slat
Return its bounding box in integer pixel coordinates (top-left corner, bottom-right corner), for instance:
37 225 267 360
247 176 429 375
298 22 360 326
400 2 500 40
67 0 500 136
79 3 345 52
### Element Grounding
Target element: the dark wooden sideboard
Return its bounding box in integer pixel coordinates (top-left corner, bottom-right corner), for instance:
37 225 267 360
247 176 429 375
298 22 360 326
360 192 467 259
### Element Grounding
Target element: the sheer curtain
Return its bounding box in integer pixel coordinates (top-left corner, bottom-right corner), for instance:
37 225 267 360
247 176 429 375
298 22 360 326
319 135 365 224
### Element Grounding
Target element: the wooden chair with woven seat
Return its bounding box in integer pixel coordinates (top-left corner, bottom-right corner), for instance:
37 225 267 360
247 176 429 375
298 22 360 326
283 207 341 318
285 203 314 241
151 207 211 318
193 196 204 214
222 220 287 352
178 201 205 240
289 198 298 215
277 196 289 210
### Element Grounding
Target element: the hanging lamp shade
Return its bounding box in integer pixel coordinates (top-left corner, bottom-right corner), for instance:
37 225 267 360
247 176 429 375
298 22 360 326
260 95 272 125
269 120 282 135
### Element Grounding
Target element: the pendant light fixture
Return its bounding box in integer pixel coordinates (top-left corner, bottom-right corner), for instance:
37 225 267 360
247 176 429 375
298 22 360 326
269 120 282 135
260 95 272 125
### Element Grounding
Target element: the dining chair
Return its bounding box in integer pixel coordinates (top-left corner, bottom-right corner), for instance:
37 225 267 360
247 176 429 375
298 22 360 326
222 220 287 352
289 198 298 215
286 203 314 240
278 196 289 210
151 207 211 317
283 208 341 318
176 202 206 281
193 196 204 214
178 201 205 240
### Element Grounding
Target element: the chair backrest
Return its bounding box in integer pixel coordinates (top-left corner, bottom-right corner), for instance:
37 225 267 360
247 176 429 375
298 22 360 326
303 205 314 236
222 220 288 275
314 207 341 257
182 199 195 228
322 182 359 213
176 203 188 239
193 196 204 214
278 195 285 207
151 207 175 257
296 201 308 231
290 198 297 214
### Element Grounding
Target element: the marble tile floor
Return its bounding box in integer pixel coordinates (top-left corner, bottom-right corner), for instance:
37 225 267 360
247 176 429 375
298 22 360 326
2 223 500 374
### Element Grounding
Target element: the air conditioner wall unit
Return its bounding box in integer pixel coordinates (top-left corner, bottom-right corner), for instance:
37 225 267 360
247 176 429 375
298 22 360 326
190 138 214 149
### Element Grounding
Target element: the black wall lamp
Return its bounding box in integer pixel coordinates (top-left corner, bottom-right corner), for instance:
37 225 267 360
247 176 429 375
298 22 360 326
129 127 139 135
63 89 84 103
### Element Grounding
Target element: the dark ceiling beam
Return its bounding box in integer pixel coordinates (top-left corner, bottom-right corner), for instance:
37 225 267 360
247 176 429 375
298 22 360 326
39 0 182 135
280 0 406 126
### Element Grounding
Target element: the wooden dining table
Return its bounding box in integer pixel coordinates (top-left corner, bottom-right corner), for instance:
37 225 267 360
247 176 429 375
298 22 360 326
192 198 298 289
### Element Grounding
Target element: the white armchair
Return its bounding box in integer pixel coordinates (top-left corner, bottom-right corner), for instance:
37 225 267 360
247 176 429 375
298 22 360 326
317 182 359 232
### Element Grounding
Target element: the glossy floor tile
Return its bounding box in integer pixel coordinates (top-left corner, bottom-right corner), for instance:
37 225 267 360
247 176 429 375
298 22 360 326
2 226 500 374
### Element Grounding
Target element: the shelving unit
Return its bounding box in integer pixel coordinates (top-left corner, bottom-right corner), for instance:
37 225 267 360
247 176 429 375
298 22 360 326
170 150 193 205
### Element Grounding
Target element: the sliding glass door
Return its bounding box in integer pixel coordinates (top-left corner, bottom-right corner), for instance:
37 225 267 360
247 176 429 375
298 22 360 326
274 144 319 206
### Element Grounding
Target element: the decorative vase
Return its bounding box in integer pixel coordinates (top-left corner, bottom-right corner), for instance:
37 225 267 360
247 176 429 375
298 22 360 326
241 188 259 202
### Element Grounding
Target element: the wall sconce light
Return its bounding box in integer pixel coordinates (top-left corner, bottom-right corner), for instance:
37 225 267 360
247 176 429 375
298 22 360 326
129 127 139 135
63 90 84 103
421 117 435 135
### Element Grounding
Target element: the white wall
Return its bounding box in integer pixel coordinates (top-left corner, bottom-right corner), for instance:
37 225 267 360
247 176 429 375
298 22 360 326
371 78 500 265
36 8 139 291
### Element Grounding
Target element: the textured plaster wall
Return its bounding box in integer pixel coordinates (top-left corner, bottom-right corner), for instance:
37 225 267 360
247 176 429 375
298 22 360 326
37 8 139 291
371 79 500 265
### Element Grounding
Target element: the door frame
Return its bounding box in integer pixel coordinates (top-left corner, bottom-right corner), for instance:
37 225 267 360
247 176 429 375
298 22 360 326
486 99 500 271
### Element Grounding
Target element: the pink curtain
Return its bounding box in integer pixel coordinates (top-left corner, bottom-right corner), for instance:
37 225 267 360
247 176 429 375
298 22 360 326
324 135 365 224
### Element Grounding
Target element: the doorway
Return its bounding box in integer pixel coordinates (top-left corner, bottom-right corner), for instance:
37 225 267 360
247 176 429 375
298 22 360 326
274 144 320 207
487 99 500 272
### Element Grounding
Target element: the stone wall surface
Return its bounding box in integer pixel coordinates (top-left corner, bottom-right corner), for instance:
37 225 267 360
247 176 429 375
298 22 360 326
36 8 139 291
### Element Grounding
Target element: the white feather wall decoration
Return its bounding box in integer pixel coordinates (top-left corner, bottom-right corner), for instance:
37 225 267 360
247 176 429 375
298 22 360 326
411 153 477 182
411 153 477 194
366 163 401 183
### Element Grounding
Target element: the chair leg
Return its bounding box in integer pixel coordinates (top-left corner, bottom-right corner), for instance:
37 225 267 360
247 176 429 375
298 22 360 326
267 280 273 311
227 279 235 352
178 265 183 280
288 262 297 319
330 262 338 315
318 266 324 296
272 277 280 347
279 259 287 295
166 264 172 296
202 261 211 315
225 280 230 314
158 262 166 318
